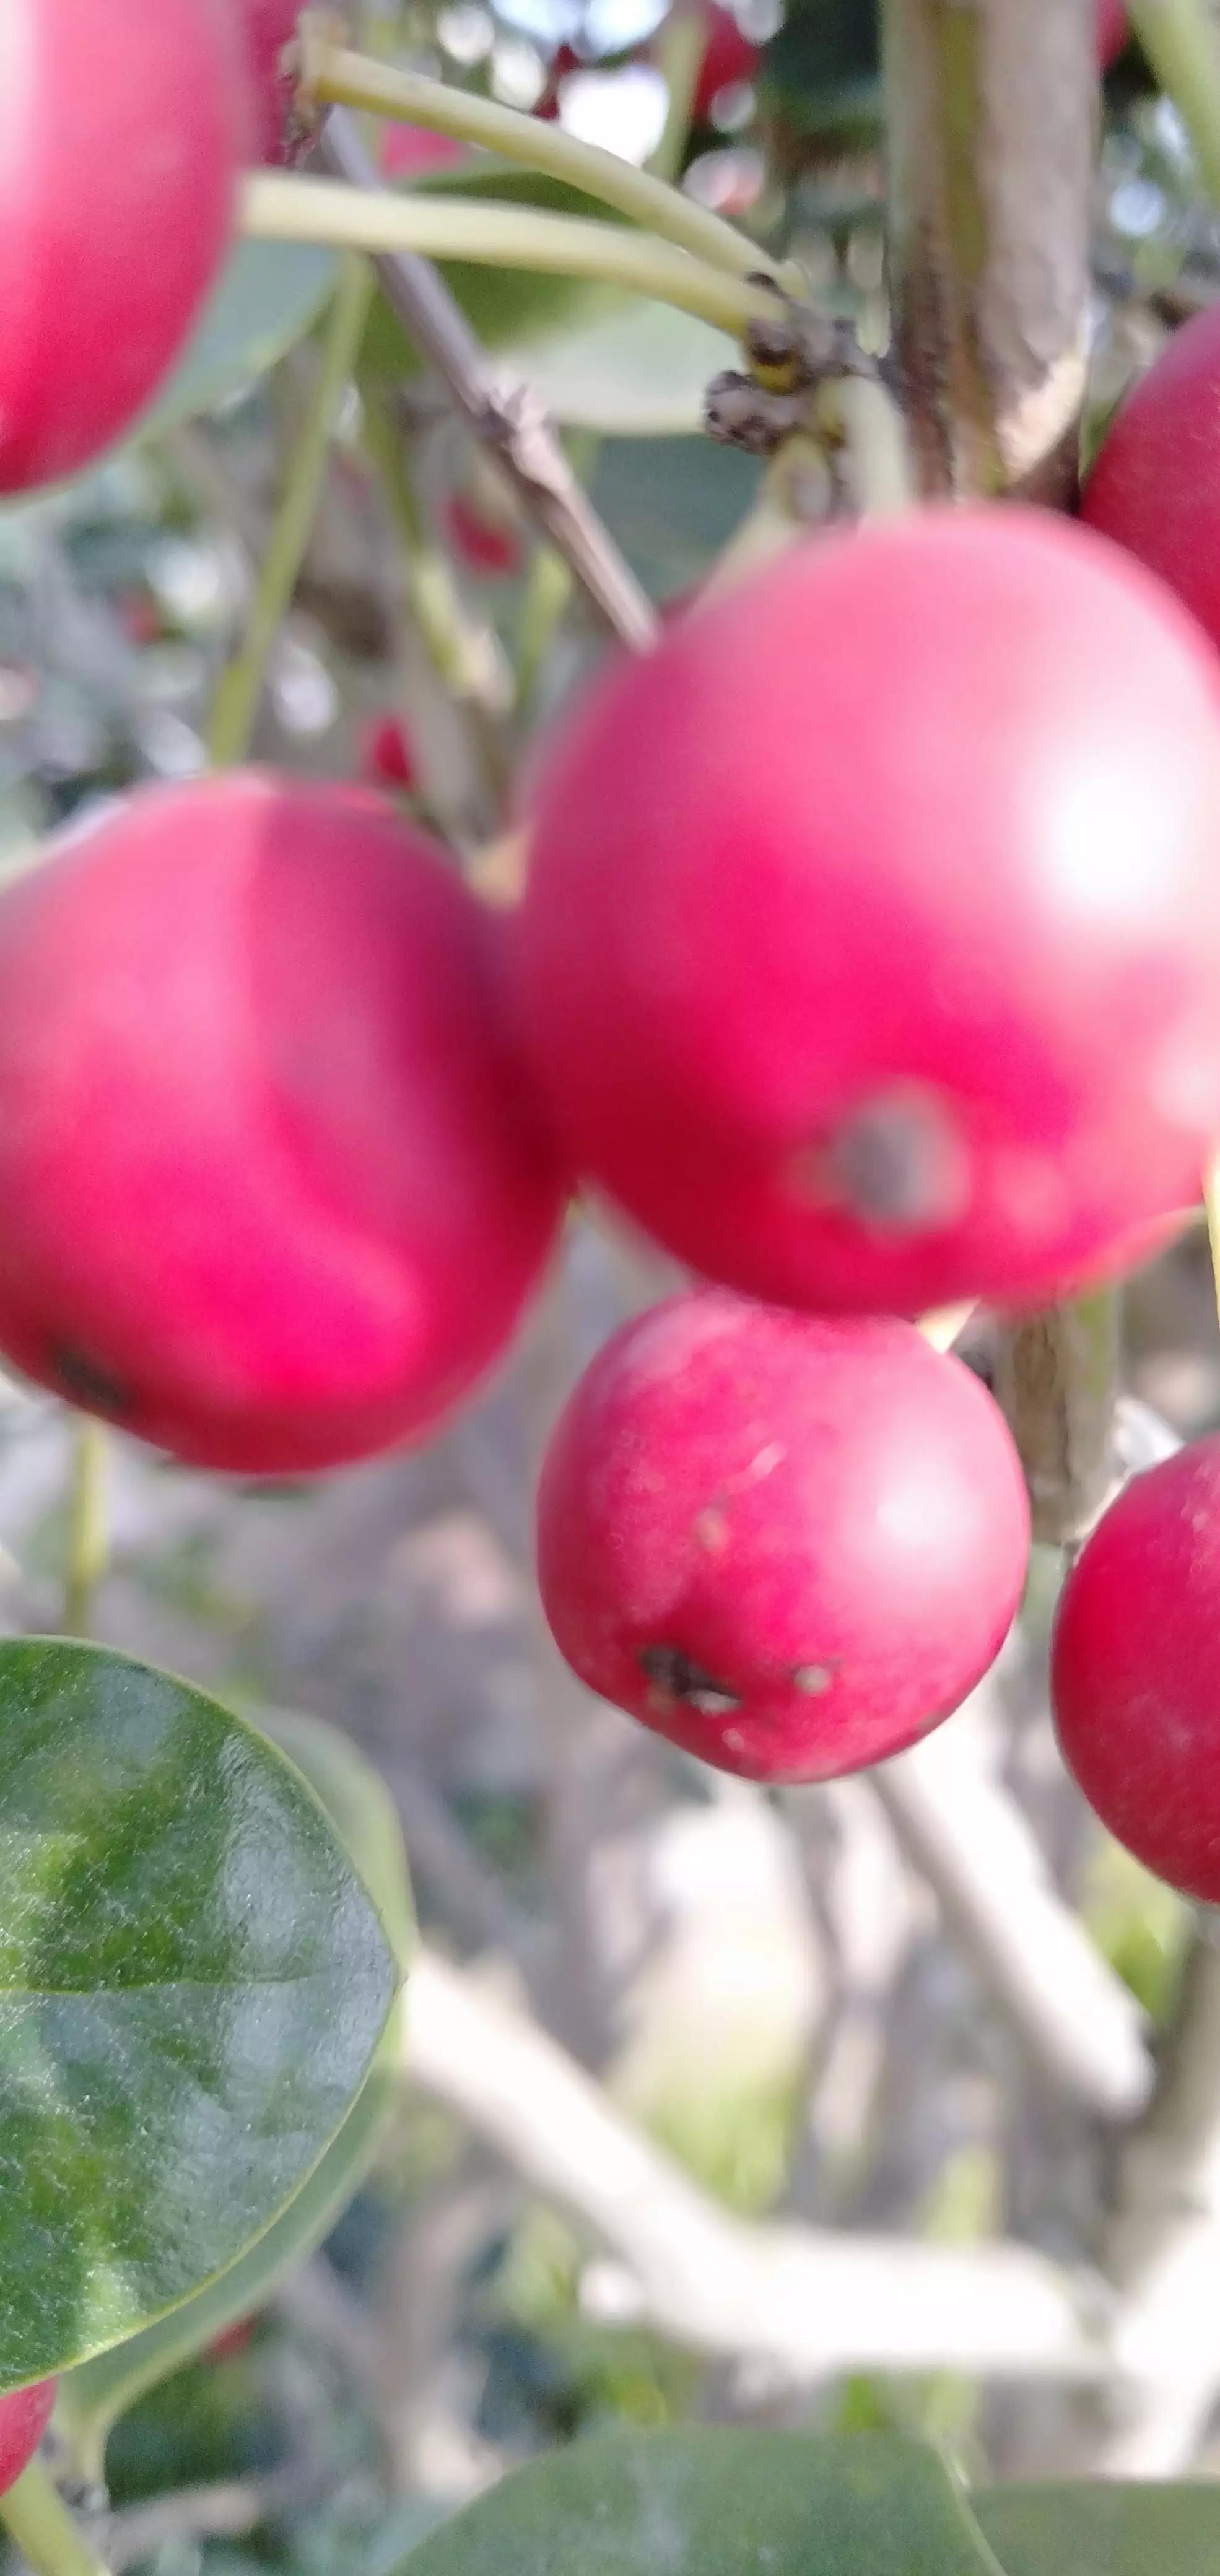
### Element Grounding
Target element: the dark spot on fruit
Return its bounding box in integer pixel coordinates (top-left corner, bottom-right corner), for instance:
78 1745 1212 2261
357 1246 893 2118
790 1085 971 1234
638 1644 741 1717
51 1343 133 1417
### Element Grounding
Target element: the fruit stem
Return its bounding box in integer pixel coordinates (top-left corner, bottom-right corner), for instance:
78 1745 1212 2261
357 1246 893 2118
297 30 794 289
208 252 374 767
648 8 710 182
238 172 780 341
814 374 917 515
63 1419 109 1639
1126 0 1220 202
0 2460 110 2576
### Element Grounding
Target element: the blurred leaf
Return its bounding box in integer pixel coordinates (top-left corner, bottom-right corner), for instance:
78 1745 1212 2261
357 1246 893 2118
62 1708 412 2473
974 2482 1220 2575
589 435 760 598
392 2429 1003 2574
361 166 619 381
517 298 735 435
133 240 340 439
760 0 880 147
0 1640 395 2390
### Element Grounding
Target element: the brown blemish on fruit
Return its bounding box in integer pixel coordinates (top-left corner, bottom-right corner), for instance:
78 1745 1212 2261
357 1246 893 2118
790 1084 971 1234
638 1644 741 1718
51 1343 134 1418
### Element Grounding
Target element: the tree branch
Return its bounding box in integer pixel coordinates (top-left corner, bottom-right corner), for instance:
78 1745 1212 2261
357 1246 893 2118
870 1696 1153 2121
1063 1930 1220 2472
406 1947 1106 2384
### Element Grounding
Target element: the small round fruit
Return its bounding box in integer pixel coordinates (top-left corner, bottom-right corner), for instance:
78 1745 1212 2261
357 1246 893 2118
1082 303 1220 655
1097 0 1126 66
1053 1435 1220 1901
515 507 1220 1317
693 6 760 116
0 2383 54 2496
0 0 245 492
0 773 563 1473
537 1290 1030 1782
445 494 523 578
359 710 416 792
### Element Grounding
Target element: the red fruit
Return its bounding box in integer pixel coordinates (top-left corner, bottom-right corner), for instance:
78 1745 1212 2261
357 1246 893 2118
0 0 244 492
515 507 1220 1318
1082 304 1220 656
359 710 416 792
1053 1436 1220 1902
238 0 303 161
0 2383 54 2496
207 2318 258 2362
445 494 523 579
381 124 466 180
1097 0 1127 67
0 772 563 1473
538 1290 1030 1783
694 6 760 117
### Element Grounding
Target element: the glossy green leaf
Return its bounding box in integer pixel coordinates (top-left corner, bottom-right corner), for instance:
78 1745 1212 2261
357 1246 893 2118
974 2481 1220 2576
0 1640 396 2390
60 1708 411 2469
133 238 339 440
393 2430 1004 2575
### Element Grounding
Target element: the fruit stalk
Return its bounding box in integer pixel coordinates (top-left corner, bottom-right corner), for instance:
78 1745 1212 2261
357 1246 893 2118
238 170 780 341
209 252 373 767
297 30 788 287
882 0 1116 1550
0 2459 109 2576
63 1419 109 1638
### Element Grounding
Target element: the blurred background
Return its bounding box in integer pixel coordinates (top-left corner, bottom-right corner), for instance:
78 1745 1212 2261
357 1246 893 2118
4 0 1220 2560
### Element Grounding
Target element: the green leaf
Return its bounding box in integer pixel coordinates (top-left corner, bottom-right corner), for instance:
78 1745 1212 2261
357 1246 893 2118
0 1639 396 2390
589 435 761 599
392 2429 1004 2575
974 2481 1220 2576
60 1708 411 2471
133 238 340 439
515 298 736 437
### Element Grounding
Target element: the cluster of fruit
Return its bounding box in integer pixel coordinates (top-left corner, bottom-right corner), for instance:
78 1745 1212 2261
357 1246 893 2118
5 4 1220 2025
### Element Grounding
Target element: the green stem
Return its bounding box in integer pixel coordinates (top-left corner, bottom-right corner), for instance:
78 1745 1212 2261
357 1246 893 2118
300 33 793 287
359 394 505 703
63 1417 108 1638
240 172 777 340
207 252 373 766
1127 0 1220 202
649 8 709 181
0 2459 110 2576
514 526 576 715
816 374 917 516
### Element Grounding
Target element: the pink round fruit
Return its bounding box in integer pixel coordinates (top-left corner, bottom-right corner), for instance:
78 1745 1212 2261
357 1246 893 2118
0 772 563 1473
1083 303 1220 655
359 710 416 793
537 1290 1030 1782
514 507 1220 1318
1053 1435 1220 1902
0 2383 54 2496
1097 0 1127 66
0 0 245 492
445 494 523 578
693 6 760 116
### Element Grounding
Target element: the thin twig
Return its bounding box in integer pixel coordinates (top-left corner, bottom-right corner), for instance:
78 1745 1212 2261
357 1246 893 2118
870 1695 1153 2123
311 120 657 651
406 1947 1107 2384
